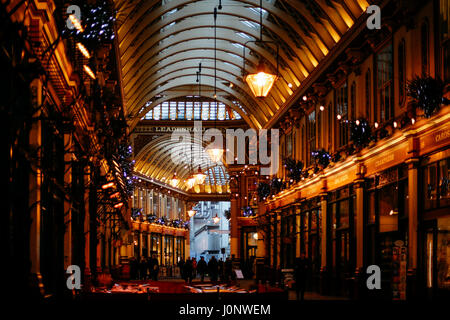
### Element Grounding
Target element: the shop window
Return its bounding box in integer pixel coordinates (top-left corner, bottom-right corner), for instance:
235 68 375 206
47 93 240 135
336 82 348 148
423 158 450 210
398 39 406 106
437 217 450 290
379 184 398 233
376 43 393 123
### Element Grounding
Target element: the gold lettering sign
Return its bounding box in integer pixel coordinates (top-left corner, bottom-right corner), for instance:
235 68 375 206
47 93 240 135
419 124 450 156
374 153 395 169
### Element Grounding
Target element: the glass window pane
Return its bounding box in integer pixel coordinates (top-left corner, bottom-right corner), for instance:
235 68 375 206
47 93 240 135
169 101 177 120
186 102 193 120
202 102 209 120
153 105 161 120
177 101 185 119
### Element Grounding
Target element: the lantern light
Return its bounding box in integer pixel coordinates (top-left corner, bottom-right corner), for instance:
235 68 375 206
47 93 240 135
188 209 196 218
213 214 220 224
245 60 278 98
206 147 223 163
102 182 115 189
319 105 325 111
194 166 206 184
114 202 124 209
374 122 379 128
76 43 91 59
170 172 179 187
83 65 96 79
337 114 342 120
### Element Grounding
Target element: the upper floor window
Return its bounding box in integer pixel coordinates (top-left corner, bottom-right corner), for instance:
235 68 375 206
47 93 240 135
350 81 357 119
440 0 450 82
307 110 316 165
365 69 371 120
327 103 333 149
376 43 393 123
398 39 406 106
336 82 348 148
421 20 430 76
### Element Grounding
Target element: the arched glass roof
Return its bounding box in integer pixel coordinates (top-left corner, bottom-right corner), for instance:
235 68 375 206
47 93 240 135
142 99 243 120
114 0 370 130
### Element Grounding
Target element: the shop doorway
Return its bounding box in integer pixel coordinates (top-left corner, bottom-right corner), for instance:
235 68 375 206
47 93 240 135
422 218 450 300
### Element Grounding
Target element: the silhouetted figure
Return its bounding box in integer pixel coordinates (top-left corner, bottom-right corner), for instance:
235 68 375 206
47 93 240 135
294 253 310 300
139 257 147 280
196 256 208 282
192 257 197 278
208 256 219 282
130 257 138 280
149 254 159 281
183 258 193 283
218 258 224 281
224 257 232 281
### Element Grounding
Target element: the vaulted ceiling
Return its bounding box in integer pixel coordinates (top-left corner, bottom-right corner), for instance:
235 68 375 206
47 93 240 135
115 0 370 130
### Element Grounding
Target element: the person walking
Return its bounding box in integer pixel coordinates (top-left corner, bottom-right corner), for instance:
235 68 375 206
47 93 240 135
208 256 219 282
218 258 224 281
196 256 208 282
149 254 159 281
177 258 185 279
294 252 310 300
192 257 197 279
183 257 193 283
224 257 232 281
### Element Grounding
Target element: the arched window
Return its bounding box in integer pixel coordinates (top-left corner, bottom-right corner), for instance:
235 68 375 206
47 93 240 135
350 81 357 119
421 20 429 76
336 82 348 148
365 69 371 120
398 39 406 106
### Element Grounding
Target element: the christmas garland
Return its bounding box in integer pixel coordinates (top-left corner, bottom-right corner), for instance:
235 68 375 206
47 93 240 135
270 177 285 194
311 149 332 169
257 182 271 199
350 118 373 147
62 1 116 45
407 76 450 118
243 206 255 217
283 157 304 182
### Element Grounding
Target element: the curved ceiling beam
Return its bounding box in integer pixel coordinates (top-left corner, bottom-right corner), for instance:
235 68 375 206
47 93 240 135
121 22 307 84
119 7 322 72
123 40 295 101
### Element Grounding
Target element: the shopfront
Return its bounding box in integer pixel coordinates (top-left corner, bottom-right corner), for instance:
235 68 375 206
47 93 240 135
420 151 450 299
300 197 322 291
328 185 356 297
366 164 409 299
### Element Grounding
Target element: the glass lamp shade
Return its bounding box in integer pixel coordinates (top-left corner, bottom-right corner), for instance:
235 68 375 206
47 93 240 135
170 173 179 187
206 147 223 163
188 210 196 218
245 60 277 98
194 166 206 184
186 176 196 189
213 214 220 224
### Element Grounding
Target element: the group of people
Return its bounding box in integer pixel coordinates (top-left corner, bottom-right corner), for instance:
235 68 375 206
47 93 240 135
178 256 233 283
129 254 159 281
